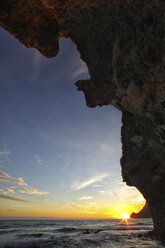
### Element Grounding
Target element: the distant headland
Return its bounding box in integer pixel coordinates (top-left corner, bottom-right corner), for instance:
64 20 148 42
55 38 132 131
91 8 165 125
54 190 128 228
130 203 151 219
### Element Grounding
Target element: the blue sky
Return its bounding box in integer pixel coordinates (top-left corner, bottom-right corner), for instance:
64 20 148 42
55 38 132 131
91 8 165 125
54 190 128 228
0 27 144 218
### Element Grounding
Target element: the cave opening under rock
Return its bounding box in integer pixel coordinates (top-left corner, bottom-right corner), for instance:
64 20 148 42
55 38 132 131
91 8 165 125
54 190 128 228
0 31 146 220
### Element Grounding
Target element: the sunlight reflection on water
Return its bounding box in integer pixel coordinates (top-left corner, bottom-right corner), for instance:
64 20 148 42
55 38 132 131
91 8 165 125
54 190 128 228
0 219 164 248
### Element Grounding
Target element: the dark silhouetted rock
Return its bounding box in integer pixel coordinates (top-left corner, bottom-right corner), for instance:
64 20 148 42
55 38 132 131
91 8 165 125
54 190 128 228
0 0 165 242
131 203 152 218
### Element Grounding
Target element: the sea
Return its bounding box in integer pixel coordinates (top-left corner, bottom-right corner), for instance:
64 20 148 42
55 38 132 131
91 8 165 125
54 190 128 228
0 218 164 248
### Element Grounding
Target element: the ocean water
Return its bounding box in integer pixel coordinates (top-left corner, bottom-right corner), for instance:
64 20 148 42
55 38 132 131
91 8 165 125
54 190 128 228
0 218 164 248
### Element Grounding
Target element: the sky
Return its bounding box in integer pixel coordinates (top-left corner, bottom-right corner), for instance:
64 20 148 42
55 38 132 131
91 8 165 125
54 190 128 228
0 27 145 219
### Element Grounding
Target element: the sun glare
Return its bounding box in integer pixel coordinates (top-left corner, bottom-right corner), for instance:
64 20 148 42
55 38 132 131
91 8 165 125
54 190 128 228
121 213 130 220
116 212 130 230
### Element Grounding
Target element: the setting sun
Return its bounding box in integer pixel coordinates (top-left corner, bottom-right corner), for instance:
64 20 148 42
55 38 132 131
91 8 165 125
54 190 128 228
121 213 130 220
117 212 130 230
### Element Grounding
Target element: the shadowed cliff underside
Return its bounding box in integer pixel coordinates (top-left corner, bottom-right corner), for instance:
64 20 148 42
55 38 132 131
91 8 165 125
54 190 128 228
0 0 165 241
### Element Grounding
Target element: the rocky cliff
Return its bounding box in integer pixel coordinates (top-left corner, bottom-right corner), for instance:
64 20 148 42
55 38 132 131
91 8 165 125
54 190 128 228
0 0 165 241
131 203 152 218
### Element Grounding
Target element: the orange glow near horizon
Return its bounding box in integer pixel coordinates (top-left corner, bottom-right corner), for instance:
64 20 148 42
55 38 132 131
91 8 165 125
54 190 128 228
0 190 145 219
105 200 145 219
0 200 145 219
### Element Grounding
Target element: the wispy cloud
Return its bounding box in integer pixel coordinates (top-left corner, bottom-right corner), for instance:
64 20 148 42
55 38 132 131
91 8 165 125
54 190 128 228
72 173 109 190
78 196 93 200
100 144 111 154
137 195 145 202
99 190 113 195
71 65 87 78
61 157 70 172
0 194 31 203
0 170 27 186
0 151 10 155
0 188 15 194
92 184 102 188
114 183 138 198
18 187 48 196
108 181 145 206
69 203 85 210
70 56 88 79
99 141 121 156
31 50 44 81
35 155 43 166
131 195 145 203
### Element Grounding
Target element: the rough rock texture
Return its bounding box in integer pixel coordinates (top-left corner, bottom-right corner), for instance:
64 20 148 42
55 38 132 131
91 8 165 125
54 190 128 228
0 0 104 57
130 203 152 218
0 0 165 241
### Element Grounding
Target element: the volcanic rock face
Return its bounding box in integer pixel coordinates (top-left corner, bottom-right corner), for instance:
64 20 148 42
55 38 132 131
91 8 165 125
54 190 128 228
0 0 165 241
